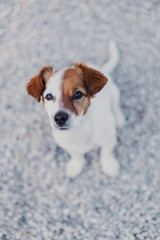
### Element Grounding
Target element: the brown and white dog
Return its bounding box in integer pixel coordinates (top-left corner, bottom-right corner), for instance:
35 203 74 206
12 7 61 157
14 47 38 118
26 42 125 178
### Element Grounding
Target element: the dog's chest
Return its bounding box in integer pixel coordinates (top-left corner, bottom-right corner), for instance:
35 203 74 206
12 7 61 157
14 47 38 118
52 121 95 153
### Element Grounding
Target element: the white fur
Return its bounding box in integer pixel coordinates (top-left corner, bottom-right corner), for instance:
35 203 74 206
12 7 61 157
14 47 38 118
44 42 125 178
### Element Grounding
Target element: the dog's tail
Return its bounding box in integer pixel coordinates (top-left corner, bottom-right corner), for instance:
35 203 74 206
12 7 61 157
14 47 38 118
102 41 119 75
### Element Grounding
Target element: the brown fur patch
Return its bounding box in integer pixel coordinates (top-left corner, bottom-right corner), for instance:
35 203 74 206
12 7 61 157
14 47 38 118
26 66 53 102
62 68 91 115
74 62 108 95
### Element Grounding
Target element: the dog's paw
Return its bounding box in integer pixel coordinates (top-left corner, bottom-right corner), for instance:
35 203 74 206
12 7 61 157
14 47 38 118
66 158 85 178
101 155 119 177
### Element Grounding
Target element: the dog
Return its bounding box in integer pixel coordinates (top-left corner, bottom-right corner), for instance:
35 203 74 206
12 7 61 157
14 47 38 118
26 42 125 178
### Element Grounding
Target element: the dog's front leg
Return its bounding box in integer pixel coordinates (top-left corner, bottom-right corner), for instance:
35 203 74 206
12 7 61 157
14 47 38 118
66 151 85 178
100 136 119 177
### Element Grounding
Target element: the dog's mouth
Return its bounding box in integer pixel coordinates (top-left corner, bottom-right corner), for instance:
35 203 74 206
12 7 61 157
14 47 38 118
59 126 69 130
54 124 70 131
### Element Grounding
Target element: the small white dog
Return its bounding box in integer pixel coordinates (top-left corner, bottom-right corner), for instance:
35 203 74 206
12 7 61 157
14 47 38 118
26 42 125 178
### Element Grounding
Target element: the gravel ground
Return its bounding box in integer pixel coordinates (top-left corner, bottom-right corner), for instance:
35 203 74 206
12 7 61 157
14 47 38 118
0 1 160 239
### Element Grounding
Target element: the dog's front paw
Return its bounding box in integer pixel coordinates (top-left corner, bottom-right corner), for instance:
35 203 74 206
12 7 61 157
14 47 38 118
66 158 85 178
101 155 119 177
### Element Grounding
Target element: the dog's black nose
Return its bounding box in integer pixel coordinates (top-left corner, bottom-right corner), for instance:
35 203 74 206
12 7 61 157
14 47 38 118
54 111 69 126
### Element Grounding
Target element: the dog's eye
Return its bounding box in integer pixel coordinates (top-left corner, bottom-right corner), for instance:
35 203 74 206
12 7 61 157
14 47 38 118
45 93 53 101
72 91 84 100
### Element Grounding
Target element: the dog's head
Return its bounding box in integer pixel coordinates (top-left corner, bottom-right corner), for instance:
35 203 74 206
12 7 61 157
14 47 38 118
26 63 108 130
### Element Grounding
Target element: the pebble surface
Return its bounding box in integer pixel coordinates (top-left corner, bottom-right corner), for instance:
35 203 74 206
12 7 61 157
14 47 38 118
0 1 160 239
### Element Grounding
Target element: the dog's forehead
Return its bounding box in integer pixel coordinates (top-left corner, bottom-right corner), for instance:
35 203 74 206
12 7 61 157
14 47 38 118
62 68 84 95
44 69 66 97
45 68 84 97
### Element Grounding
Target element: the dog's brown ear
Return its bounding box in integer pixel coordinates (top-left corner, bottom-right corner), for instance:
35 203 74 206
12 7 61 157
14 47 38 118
26 66 53 102
74 62 108 96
